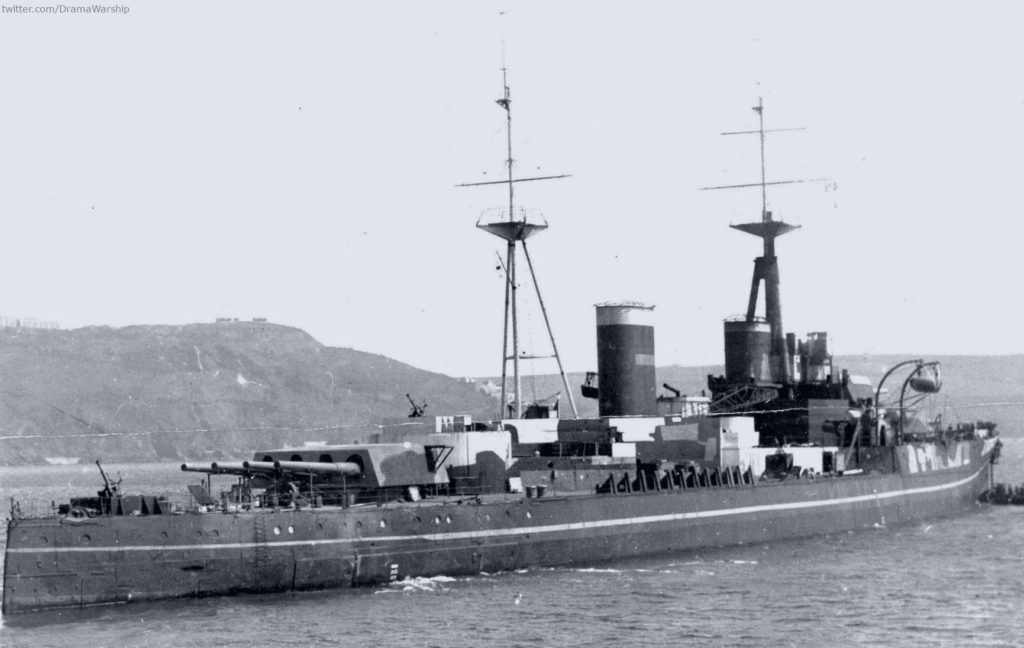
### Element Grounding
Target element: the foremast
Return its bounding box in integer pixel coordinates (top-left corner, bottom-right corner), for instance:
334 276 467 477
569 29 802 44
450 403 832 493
703 98 819 391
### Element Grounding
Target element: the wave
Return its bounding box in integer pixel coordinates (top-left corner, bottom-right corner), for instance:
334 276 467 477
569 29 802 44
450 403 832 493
375 575 457 594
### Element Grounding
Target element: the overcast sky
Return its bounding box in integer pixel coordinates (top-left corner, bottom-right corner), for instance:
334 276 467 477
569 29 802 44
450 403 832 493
1 1 1022 378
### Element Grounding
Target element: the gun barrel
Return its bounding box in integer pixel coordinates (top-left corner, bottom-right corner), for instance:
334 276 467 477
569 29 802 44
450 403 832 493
181 463 218 474
181 460 360 478
273 460 361 477
96 459 113 489
224 461 279 474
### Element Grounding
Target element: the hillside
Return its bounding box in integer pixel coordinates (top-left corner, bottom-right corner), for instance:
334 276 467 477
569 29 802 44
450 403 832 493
1 321 1019 467
0 322 497 465
493 354 1024 434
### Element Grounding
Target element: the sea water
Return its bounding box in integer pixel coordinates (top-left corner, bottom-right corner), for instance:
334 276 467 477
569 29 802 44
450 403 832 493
2 436 1023 647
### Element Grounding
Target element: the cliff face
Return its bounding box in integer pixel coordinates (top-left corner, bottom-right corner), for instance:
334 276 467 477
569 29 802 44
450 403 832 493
0 322 497 465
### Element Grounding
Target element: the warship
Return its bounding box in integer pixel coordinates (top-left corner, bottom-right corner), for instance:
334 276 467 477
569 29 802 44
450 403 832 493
1 83 1000 617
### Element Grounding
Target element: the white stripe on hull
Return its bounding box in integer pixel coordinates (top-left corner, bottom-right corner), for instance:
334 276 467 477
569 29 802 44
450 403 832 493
7 463 988 556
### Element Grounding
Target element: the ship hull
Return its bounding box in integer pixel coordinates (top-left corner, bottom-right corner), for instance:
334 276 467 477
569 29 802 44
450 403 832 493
2 440 995 616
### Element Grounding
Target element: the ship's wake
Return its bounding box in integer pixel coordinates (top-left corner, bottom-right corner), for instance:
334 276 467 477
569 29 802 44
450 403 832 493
375 575 457 594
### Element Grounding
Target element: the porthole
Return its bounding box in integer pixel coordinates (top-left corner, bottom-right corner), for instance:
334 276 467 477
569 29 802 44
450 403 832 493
317 523 324 530
526 511 532 519
81 534 91 543
434 516 441 525
356 521 362 529
160 531 168 539
212 529 220 538
379 520 387 529
445 515 452 524
273 526 281 535
484 513 491 521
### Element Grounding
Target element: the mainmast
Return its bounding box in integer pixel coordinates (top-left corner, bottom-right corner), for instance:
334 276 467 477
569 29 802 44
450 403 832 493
457 68 578 420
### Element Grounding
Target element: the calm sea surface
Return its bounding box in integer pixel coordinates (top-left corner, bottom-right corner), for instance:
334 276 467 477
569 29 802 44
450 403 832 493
2 436 1024 648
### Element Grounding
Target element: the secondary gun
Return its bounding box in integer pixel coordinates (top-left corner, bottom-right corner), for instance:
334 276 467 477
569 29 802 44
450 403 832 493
95 460 119 498
406 393 427 417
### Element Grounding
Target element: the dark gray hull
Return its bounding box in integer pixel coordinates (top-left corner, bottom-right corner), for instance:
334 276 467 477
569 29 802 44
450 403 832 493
2 440 995 616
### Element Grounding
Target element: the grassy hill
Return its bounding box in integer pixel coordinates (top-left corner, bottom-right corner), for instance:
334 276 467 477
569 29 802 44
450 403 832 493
0 322 497 465
1 320 1018 467
493 355 1024 435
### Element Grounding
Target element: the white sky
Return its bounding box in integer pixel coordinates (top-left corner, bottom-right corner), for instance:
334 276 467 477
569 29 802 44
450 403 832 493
1 1 1022 377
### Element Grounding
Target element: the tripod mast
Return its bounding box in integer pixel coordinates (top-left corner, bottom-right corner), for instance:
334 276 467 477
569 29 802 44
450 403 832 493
457 68 578 419
701 98 825 385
